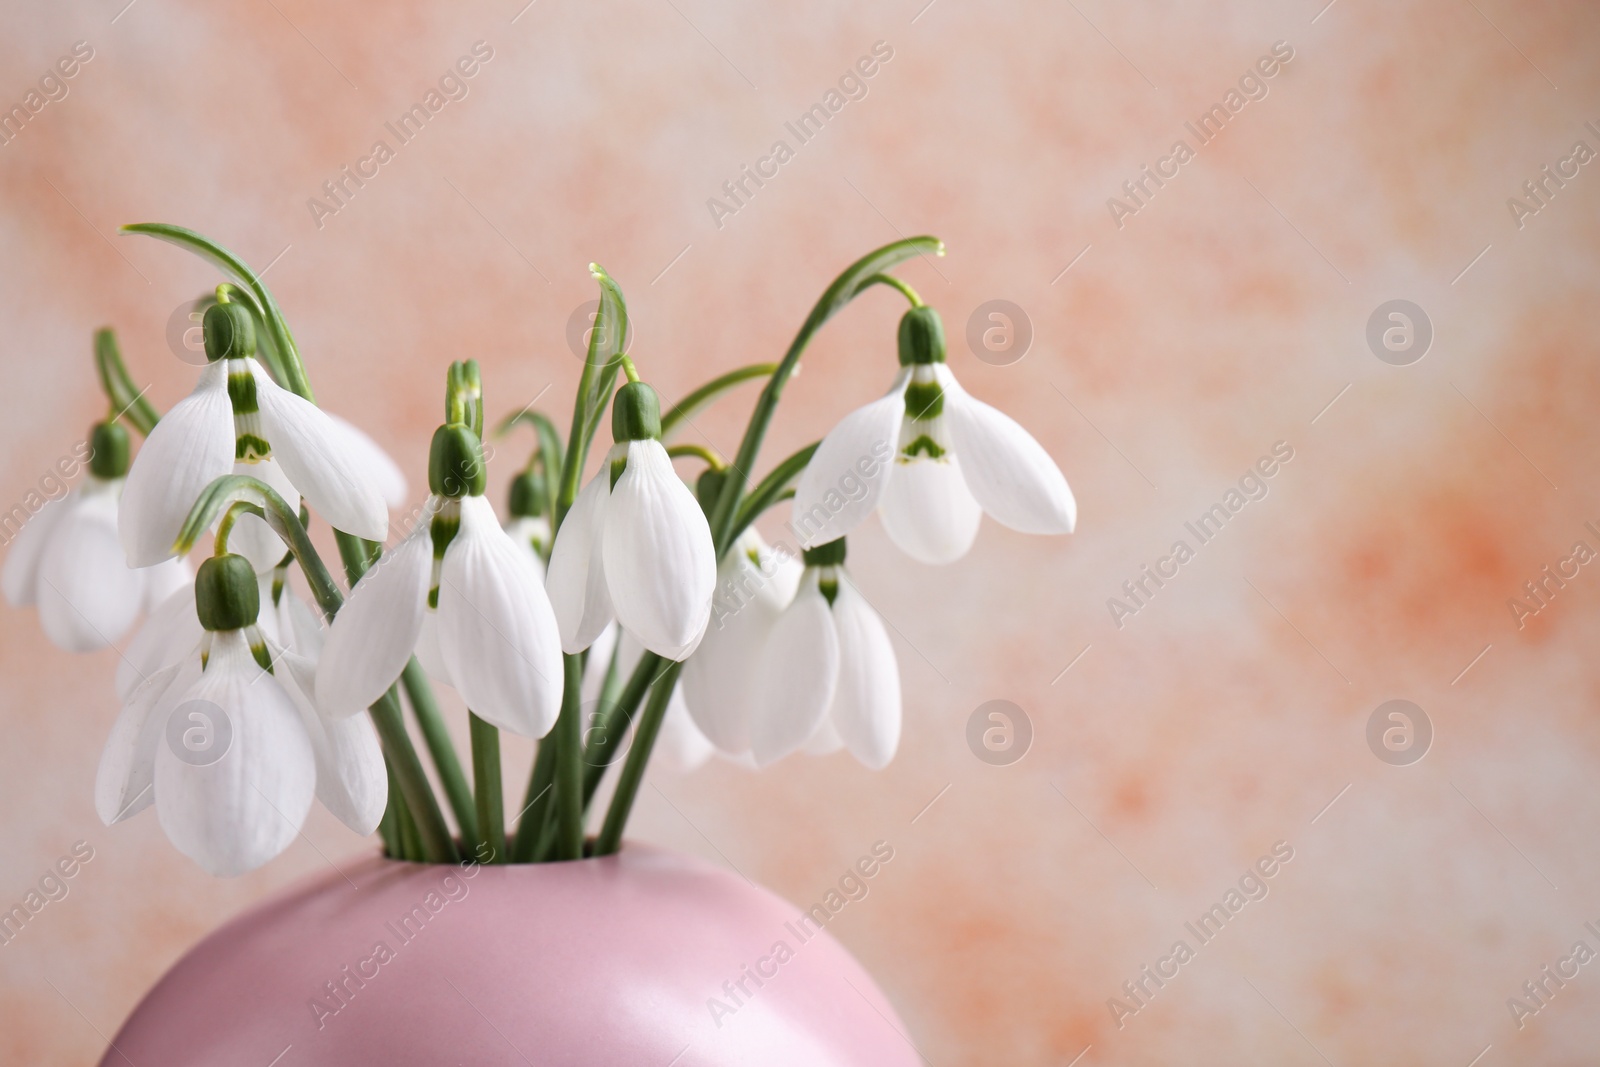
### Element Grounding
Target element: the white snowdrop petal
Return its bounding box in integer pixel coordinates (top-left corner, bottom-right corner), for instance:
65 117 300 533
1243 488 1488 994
119 361 235 567
251 361 389 541
315 519 432 718
281 650 386 835
878 451 983 565
790 373 908 549
682 537 788 756
154 632 316 877
751 577 840 766
328 413 408 510
414 610 450 683
118 583 203 701
2 491 69 607
545 470 614 653
939 366 1076 535
140 555 193 614
435 496 564 738
828 576 902 770
96 658 194 825
602 440 716 661
37 490 146 651
228 457 298 573
803 715 846 756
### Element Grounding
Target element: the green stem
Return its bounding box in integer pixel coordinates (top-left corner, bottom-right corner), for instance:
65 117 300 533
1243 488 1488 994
549 654 586 860
555 266 628 528
379 763 402 858
861 272 925 307
666 442 725 470
400 660 478 845
706 236 943 557
582 650 661 807
618 354 641 384
122 223 315 401
496 408 565 521
370 691 458 862
509 735 558 862
660 363 777 439
727 441 819 546
469 712 505 863
93 329 159 436
595 661 683 856
395 781 422 861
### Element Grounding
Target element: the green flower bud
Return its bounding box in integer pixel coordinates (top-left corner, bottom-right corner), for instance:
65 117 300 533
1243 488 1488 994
88 421 130 480
897 305 946 366
195 553 260 632
612 381 662 443
802 538 847 567
429 424 487 498
508 468 547 518
202 301 257 362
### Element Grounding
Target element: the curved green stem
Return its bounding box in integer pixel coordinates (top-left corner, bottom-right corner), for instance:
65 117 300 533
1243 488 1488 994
399 659 478 845
666 442 725 470
660 363 777 439
122 223 315 401
555 265 629 528
93 329 159 436
728 441 818 546
861 272 925 307
706 236 943 557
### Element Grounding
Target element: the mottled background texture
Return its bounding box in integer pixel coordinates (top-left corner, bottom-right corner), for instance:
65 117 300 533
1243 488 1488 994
2 0 1599 1063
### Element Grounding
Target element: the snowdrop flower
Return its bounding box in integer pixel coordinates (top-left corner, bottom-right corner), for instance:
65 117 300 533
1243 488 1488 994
315 421 563 737
681 529 802 756
750 538 901 768
95 552 385 876
119 301 389 572
547 381 716 660
3 422 189 651
791 306 1075 564
502 467 552 581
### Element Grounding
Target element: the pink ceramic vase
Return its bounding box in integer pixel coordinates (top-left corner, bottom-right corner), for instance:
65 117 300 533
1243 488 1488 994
101 844 920 1066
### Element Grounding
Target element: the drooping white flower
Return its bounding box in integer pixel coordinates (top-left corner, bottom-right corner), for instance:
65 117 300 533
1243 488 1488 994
3 423 190 652
95 553 385 876
119 302 388 571
315 424 563 738
546 382 716 660
750 539 901 768
681 529 802 756
791 306 1075 564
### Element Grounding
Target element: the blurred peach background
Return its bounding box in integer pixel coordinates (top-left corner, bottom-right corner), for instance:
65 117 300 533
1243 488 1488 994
3 0 1599 1063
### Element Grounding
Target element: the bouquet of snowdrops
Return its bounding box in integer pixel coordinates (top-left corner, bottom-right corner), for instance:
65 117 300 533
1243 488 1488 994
4 224 1074 875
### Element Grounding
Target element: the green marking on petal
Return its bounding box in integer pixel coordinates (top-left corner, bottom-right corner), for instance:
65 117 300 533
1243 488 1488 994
901 434 946 460
903 379 944 420
226 363 259 415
